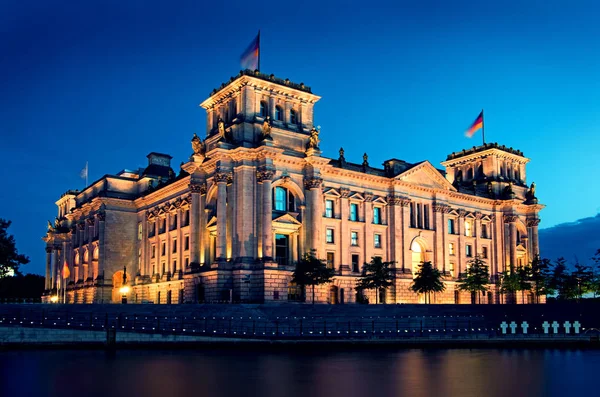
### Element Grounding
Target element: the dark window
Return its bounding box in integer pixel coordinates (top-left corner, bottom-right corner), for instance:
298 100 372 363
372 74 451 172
184 236 189 250
466 244 473 257
326 229 334 244
410 203 416 227
275 106 283 121
161 243 166 256
373 207 381 224
325 200 334 218
273 291 279 300
448 219 455 234
290 109 297 124
173 240 177 253
482 246 488 259
326 252 334 269
351 254 360 272
424 205 430 229
350 203 358 221
417 203 422 228
260 101 268 117
151 245 156 259
481 223 488 239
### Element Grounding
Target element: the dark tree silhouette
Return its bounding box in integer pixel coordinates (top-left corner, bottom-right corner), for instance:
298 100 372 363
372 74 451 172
529 256 553 303
457 255 490 304
291 250 335 304
410 261 445 304
356 257 394 304
499 270 520 304
0 219 30 278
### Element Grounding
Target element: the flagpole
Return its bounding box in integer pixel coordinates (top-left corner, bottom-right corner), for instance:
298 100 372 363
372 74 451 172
481 109 485 145
257 29 261 72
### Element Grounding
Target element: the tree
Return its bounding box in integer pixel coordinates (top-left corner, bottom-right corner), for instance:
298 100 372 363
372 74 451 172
516 264 532 303
499 270 520 304
572 260 593 301
0 274 44 300
356 256 394 304
590 249 600 298
457 255 490 304
529 256 553 303
291 250 335 304
0 219 30 278
410 261 445 304
549 258 578 300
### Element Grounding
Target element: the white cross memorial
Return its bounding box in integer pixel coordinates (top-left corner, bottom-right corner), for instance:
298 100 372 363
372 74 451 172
500 321 508 334
521 321 529 334
552 321 559 334
573 321 581 334
564 321 571 334
510 321 517 334
542 321 550 334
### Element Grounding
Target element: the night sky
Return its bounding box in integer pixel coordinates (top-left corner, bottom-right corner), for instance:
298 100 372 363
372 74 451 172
2 0 599 275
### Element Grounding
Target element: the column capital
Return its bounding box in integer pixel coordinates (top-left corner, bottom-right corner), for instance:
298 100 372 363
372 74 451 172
504 214 519 223
340 187 350 198
387 195 410 206
256 168 275 183
526 218 541 227
304 177 323 190
214 172 230 184
433 204 451 213
96 212 106 222
458 209 467 218
474 211 483 220
189 182 207 194
86 218 95 226
45 247 53 254
364 192 374 202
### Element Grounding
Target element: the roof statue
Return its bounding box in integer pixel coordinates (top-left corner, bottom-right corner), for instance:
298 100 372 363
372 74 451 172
262 116 272 140
191 133 205 156
307 127 320 149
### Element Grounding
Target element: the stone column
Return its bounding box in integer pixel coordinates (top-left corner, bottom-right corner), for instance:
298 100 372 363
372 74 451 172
215 171 229 260
189 183 203 266
97 211 106 282
364 193 374 265
457 210 466 277
257 169 275 260
340 188 350 266
401 199 411 272
86 218 95 280
505 215 518 271
52 248 59 290
305 177 323 256
433 204 447 272
527 218 541 259
45 247 52 290
298 205 306 256
474 212 482 259
387 196 403 269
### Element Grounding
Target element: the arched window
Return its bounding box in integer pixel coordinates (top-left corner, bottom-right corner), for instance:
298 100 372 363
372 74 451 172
260 101 268 117
83 249 89 263
273 186 295 212
467 168 474 180
275 106 283 121
515 169 520 181
93 247 99 260
290 109 297 124
74 253 80 265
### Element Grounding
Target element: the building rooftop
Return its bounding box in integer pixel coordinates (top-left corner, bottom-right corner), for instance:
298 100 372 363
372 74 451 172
209 69 313 97
446 142 524 161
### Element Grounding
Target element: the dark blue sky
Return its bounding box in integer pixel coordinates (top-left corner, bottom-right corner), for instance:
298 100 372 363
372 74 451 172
2 0 599 275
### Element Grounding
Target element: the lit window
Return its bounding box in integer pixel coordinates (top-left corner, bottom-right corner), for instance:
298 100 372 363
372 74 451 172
326 252 334 269
350 203 358 221
466 244 473 257
275 106 283 121
481 223 489 239
260 101 268 117
326 228 334 244
449 243 455 256
374 234 382 248
448 219 455 234
325 200 334 218
273 187 295 212
465 221 472 237
290 109 297 124
351 231 358 246
449 263 455 277
373 207 381 224
352 254 360 272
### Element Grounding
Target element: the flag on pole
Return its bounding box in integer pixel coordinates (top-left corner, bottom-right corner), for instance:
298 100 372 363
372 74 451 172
240 31 260 71
465 111 484 138
80 161 88 186
62 261 70 280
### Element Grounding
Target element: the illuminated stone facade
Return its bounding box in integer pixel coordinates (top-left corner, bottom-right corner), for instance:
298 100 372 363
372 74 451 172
42 70 544 304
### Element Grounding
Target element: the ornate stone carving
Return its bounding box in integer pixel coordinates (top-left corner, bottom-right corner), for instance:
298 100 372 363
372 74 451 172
306 127 320 149
364 192 373 202
214 171 230 184
262 116 272 140
526 218 541 227
217 116 225 137
86 218 95 226
339 147 345 163
362 153 369 168
340 188 350 198
433 204 451 213
504 214 519 223
387 195 410 206
77 222 86 230
525 182 538 203
189 183 207 194
191 133 205 155
256 168 275 183
474 212 483 220
96 212 106 222
304 177 323 190
458 209 467 218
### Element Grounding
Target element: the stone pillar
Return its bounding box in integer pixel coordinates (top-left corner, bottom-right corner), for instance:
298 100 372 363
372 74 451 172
387 196 403 268
97 211 106 282
52 248 59 290
305 177 323 256
45 247 52 290
215 171 229 260
401 200 411 272
257 169 275 260
474 212 482 259
340 188 350 266
505 215 518 271
433 204 447 272
527 218 541 259
189 183 203 265
364 193 374 265
457 210 466 276
86 218 95 280
298 205 306 256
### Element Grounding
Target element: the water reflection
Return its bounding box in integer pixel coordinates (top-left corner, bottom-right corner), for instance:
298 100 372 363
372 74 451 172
1 348 598 397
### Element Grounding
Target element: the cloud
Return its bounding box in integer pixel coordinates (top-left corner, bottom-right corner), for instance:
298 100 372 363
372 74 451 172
539 213 600 264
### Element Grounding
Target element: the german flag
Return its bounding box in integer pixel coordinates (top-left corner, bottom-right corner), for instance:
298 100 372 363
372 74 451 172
466 111 483 137
240 31 260 71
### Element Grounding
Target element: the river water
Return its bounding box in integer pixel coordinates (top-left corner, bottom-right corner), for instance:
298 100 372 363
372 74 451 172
1 348 597 397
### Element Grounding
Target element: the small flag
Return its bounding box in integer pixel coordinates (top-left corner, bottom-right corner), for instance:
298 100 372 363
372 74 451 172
62 262 70 279
466 111 484 137
80 162 88 179
240 31 260 71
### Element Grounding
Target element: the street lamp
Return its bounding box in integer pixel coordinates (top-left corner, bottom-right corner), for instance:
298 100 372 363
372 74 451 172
120 265 129 304
50 295 59 303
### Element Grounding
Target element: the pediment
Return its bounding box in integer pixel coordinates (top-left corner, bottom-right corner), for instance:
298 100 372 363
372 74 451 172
206 216 217 228
272 213 302 225
349 193 364 201
323 188 341 197
373 196 387 205
481 215 492 222
395 161 456 191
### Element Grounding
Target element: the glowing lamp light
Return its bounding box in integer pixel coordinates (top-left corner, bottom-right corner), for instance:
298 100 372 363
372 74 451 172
50 296 59 303
119 285 131 295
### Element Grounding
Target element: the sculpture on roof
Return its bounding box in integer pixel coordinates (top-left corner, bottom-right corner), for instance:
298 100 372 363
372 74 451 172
191 133 205 155
262 116 272 140
525 182 537 203
362 153 369 167
307 127 320 149
217 116 225 137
